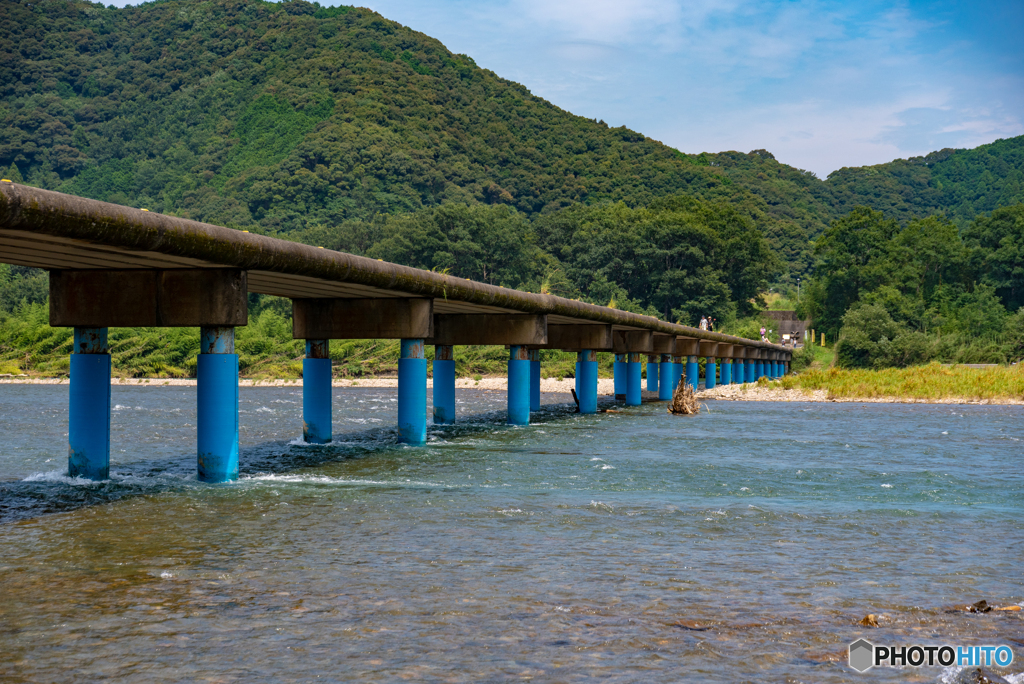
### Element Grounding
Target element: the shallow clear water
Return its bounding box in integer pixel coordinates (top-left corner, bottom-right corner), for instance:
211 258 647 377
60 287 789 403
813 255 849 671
1 384 1022 683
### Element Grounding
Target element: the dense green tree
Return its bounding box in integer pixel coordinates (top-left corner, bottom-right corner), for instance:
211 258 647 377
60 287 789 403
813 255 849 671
1 0 1021 282
533 196 780 324
963 204 1024 313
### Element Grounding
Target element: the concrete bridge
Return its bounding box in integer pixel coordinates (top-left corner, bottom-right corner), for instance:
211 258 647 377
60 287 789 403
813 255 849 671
0 181 791 483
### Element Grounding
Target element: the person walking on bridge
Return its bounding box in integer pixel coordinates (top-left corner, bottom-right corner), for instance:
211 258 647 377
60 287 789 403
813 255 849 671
699 316 708 331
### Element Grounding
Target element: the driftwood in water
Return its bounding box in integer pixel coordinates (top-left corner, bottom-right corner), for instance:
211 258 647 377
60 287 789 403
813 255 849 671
669 380 699 415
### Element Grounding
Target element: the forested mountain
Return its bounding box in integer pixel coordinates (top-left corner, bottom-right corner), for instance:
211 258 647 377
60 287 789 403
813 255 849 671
2 0 1023 284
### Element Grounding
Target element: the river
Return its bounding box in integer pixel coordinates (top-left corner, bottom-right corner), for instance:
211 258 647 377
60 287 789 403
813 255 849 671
1 384 1022 682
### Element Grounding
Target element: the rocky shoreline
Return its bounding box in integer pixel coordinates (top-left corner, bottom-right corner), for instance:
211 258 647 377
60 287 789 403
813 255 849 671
1 375 1020 404
0 375 612 395
697 382 1024 405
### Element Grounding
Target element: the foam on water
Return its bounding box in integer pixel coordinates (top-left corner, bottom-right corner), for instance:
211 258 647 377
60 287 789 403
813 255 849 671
0 386 1021 682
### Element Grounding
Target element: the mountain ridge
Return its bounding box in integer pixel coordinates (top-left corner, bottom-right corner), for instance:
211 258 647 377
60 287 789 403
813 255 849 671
1 0 1022 281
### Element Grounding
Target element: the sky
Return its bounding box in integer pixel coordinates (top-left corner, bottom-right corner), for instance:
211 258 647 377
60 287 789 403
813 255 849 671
347 0 1024 177
115 0 1024 177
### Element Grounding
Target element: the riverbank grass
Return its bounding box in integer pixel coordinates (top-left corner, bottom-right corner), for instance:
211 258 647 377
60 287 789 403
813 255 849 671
779 363 1024 401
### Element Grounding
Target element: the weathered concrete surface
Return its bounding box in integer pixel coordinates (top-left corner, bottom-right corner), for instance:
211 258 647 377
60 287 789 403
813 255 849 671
676 338 699 356
613 330 653 353
0 183 792 357
698 340 718 357
428 314 546 346
539 324 613 351
292 298 433 340
50 269 247 327
652 334 676 355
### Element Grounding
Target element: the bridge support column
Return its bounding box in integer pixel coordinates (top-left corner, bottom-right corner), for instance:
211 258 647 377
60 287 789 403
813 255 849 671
398 339 427 444
686 356 699 390
646 355 659 393
755 358 763 380
577 350 598 414
68 327 111 481
613 353 626 400
671 356 683 394
721 359 732 386
705 357 717 390
433 344 455 425
625 352 642 406
197 326 239 483
658 354 673 400
746 359 756 383
508 345 530 425
529 348 541 412
302 339 332 444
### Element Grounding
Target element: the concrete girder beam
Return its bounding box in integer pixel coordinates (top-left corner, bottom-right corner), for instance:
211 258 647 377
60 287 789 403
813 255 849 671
50 269 247 327
428 314 547 346
698 340 718 357
717 344 733 358
652 334 676 355
293 298 433 339
537 324 613 351
676 338 699 357
613 330 653 354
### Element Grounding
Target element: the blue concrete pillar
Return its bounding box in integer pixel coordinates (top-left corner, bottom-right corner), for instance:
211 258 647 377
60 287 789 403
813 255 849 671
302 339 332 444
68 327 111 480
658 354 673 400
770 361 777 379
529 348 541 412
672 356 683 394
721 359 732 385
613 353 626 399
685 355 699 390
646 355 659 393
432 344 455 425
508 345 530 425
625 352 642 406
705 357 717 390
197 326 239 483
398 338 427 445
746 359 756 383
577 350 598 414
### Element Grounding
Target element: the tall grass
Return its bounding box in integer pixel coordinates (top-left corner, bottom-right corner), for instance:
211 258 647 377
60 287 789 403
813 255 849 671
779 363 1024 400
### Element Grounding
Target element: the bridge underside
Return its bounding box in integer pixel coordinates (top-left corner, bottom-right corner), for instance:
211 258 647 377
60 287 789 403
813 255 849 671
0 227 589 321
0 183 792 483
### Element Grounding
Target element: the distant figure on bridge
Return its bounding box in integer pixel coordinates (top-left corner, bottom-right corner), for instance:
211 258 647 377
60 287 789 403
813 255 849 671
699 316 708 331
708 318 716 332
760 326 767 341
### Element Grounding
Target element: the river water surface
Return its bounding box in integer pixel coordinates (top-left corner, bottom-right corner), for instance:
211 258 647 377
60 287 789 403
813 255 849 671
1 385 1022 683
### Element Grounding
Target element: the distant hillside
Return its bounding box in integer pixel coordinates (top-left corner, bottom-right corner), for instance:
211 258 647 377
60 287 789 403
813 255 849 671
1 0 1022 281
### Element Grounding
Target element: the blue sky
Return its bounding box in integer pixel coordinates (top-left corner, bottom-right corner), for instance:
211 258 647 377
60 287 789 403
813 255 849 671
114 0 1024 177
349 0 1024 177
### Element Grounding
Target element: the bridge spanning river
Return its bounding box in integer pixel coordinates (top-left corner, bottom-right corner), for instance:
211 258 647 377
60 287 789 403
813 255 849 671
0 181 790 483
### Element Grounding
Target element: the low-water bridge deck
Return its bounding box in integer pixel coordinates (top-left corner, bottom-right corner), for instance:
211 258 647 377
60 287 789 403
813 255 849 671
0 181 791 482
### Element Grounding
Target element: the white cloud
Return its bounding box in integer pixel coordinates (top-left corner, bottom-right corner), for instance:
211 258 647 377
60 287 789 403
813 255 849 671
106 0 1024 175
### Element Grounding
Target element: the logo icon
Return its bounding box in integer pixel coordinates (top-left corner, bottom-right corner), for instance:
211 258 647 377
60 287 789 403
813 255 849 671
849 639 875 672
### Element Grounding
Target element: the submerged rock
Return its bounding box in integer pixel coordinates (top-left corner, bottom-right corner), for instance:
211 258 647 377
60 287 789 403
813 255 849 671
948 667 1012 684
